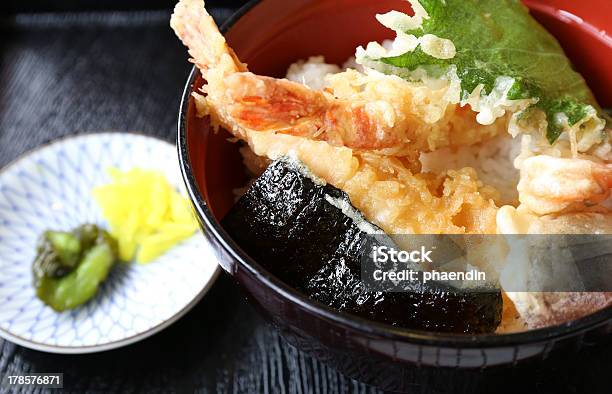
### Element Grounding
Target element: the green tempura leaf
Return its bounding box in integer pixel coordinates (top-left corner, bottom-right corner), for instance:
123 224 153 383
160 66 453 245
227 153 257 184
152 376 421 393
361 0 599 143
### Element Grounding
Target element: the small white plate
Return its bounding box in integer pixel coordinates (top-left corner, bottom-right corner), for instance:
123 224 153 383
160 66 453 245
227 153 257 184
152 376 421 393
0 132 220 354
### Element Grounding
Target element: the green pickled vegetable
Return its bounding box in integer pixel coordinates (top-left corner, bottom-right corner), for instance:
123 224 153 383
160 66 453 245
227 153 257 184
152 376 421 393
33 231 81 280
33 225 118 312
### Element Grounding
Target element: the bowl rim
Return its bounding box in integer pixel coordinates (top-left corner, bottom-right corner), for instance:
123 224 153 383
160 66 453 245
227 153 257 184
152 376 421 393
177 0 612 348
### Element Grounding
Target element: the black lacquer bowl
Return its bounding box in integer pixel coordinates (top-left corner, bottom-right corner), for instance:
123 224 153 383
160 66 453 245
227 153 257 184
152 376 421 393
177 0 612 391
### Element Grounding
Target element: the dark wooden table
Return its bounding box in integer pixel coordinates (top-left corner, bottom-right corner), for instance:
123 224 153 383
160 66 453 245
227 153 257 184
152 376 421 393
0 4 610 394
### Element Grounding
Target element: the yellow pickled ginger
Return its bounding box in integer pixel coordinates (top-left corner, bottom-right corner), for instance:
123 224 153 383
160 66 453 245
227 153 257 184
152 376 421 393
93 168 198 264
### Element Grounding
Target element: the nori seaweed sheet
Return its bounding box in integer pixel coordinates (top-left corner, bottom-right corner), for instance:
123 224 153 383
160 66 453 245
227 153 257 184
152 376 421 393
222 159 502 334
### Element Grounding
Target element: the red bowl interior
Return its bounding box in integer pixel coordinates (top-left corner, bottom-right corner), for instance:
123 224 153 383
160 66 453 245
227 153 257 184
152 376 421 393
524 0 612 106
186 0 612 223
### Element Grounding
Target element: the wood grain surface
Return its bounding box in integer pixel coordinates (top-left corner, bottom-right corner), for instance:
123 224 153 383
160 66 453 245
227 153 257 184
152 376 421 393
0 6 610 394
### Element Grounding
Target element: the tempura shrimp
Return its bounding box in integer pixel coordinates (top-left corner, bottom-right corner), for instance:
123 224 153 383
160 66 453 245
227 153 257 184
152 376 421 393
518 155 612 215
171 0 506 156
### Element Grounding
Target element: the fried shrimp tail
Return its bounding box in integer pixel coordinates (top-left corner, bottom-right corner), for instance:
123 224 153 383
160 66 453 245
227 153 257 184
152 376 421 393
170 0 245 77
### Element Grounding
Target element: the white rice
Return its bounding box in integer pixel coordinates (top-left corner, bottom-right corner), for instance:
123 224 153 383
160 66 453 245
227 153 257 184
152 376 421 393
286 56 341 90
420 134 521 206
286 41 395 91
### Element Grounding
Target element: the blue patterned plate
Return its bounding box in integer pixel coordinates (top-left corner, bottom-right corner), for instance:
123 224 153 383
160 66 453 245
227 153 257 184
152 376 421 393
0 133 220 354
